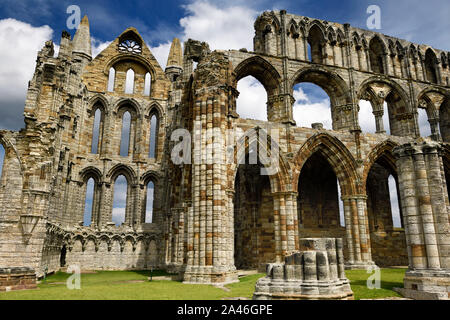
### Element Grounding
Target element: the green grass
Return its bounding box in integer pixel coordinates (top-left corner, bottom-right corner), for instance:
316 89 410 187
0 268 406 300
345 268 406 300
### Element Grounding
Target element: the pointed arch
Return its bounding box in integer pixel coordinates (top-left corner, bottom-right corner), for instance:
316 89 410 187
307 22 326 63
292 133 359 196
362 140 399 192
233 56 281 96
230 127 290 194
291 67 353 130
148 105 160 159
425 48 439 84
107 163 137 185
79 166 102 183
125 68 135 94
107 67 115 92
369 36 387 74
144 72 151 96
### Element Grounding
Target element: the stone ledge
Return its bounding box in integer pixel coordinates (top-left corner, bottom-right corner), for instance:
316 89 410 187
0 267 37 292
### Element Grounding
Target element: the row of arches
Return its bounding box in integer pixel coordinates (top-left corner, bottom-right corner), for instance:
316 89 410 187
79 166 160 228
89 100 161 159
255 13 448 85
63 235 159 270
234 57 450 140
231 133 419 268
107 67 152 96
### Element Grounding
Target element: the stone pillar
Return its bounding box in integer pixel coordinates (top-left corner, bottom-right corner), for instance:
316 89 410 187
182 52 238 285
342 196 375 269
428 118 442 141
373 110 386 134
394 142 450 300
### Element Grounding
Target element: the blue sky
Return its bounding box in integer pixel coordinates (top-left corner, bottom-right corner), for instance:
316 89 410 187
0 0 448 225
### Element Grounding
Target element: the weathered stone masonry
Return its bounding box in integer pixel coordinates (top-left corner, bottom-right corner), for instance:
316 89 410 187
0 10 449 299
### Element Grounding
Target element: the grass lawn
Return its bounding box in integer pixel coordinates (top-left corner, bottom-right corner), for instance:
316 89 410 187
0 268 406 300
345 268 406 300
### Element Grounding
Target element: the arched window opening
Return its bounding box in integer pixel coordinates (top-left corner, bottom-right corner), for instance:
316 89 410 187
358 99 390 134
236 76 268 121
337 179 345 227
439 97 450 142
120 111 131 157
425 49 439 84
0 143 5 180
418 107 432 137
307 42 312 62
297 152 343 235
366 158 407 266
234 161 275 269
382 102 390 135
145 181 154 223
293 83 332 129
91 108 103 154
144 72 151 96
149 113 158 159
369 37 386 74
388 175 402 228
307 25 325 64
107 67 115 92
125 69 135 94
112 175 127 226
83 178 95 226
359 100 377 133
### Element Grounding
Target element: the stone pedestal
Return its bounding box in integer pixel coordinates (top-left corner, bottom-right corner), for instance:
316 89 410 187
0 267 37 291
182 266 238 285
395 270 450 300
253 238 354 300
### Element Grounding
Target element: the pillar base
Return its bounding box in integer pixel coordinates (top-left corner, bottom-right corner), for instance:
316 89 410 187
0 267 37 292
182 265 239 285
344 261 377 270
253 238 354 300
394 269 450 300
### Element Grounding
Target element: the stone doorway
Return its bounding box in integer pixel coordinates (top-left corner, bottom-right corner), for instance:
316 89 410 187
233 163 275 271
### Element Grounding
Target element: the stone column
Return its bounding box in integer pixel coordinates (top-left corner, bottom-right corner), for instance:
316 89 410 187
182 52 238 284
428 118 442 141
394 142 450 300
373 110 386 134
342 195 374 269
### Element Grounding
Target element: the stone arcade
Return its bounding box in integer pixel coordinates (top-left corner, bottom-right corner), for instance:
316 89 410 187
0 10 449 299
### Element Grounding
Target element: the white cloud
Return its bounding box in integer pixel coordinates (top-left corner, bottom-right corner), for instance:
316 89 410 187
149 41 173 70
236 76 267 121
91 37 111 58
358 100 377 134
293 87 332 129
149 0 257 69
180 0 256 51
0 18 54 130
112 207 126 226
417 108 432 137
388 175 402 228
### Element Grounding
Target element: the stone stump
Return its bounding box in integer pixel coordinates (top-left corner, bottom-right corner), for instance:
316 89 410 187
0 267 37 291
253 238 354 300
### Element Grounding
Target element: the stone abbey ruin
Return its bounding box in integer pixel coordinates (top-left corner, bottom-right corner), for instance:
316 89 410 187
0 10 449 299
